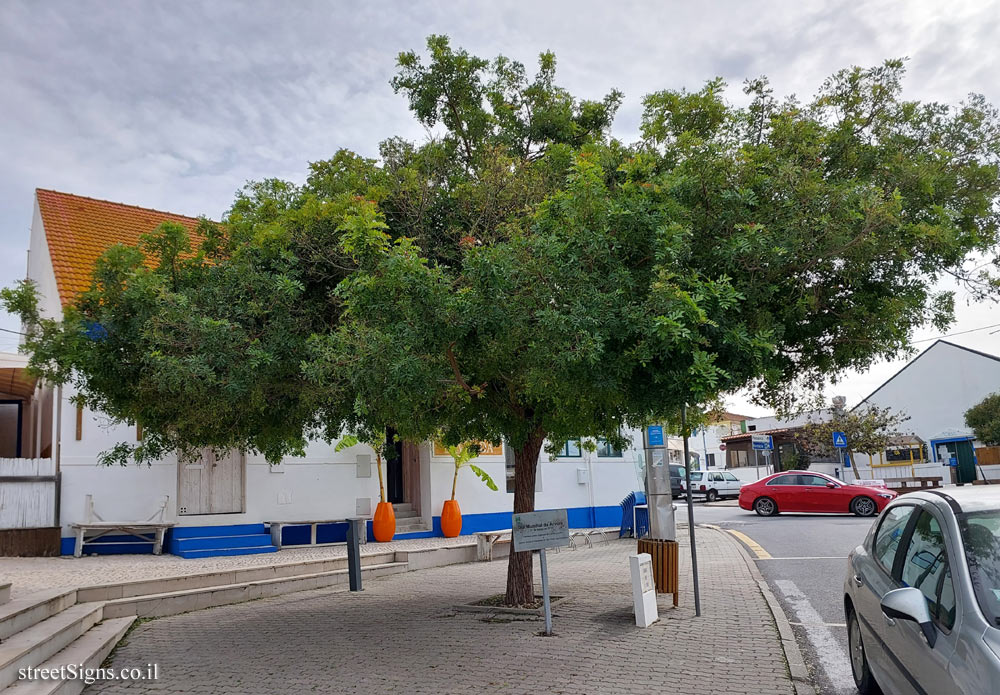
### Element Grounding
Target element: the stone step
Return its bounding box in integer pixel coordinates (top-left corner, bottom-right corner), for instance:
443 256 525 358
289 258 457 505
0 603 104 690
101 562 409 620
171 533 276 552
0 591 77 642
0 585 10 606
171 545 280 560
394 509 419 520
395 522 431 534
392 503 414 513
76 551 398 603
2 616 135 695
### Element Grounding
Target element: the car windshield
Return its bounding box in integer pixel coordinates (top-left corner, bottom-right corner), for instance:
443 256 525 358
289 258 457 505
689 472 703 481
959 510 1000 627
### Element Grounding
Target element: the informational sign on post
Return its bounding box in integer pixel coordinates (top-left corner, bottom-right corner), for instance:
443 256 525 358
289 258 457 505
513 509 569 635
630 553 659 627
751 434 773 451
832 431 848 448
647 425 665 447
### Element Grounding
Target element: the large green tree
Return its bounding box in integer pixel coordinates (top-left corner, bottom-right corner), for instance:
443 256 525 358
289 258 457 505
6 38 1000 605
965 393 1000 446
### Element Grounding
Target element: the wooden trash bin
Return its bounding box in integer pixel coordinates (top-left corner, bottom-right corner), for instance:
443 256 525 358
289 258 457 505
637 538 679 606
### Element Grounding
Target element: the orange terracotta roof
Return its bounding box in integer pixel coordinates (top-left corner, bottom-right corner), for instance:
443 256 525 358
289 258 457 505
35 189 207 307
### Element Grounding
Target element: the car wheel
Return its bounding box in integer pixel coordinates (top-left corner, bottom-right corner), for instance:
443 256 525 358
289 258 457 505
848 608 881 694
753 496 778 516
851 496 877 517
706 489 719 502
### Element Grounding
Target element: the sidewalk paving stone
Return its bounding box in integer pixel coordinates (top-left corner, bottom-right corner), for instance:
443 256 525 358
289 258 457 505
82 528 797 695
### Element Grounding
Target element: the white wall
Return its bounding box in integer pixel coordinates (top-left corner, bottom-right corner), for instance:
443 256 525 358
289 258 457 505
27 198 63 321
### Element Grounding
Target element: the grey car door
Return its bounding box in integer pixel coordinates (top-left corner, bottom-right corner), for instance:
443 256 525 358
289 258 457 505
854 503 917 692
880 508 961 694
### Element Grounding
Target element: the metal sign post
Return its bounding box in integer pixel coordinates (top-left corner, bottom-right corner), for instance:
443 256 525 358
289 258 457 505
681 405 701 618
513 509 570 636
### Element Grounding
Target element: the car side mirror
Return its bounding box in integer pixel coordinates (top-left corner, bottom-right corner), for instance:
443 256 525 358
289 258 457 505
881 587 936 647
826 483 836 489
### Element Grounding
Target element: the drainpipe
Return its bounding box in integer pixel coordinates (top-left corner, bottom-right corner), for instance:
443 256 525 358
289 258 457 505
53 385 62 527
586 446 596 527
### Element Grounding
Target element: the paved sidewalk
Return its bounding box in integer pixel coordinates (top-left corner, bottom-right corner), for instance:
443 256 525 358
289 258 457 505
0 535 478 598
85 528 796 695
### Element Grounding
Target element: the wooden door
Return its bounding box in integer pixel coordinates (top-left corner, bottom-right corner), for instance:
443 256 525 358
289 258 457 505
178 449 245 515
402 441 421 515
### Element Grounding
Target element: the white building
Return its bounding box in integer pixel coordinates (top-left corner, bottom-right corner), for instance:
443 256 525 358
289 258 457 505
0 189 646 556
850 340 1000 484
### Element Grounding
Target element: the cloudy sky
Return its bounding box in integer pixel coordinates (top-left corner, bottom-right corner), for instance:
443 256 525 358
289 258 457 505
1 0 999 415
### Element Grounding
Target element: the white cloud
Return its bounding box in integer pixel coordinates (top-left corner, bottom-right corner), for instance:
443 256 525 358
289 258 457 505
1 0 998 409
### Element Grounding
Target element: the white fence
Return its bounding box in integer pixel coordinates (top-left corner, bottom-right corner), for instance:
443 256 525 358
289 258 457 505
0 458 57 529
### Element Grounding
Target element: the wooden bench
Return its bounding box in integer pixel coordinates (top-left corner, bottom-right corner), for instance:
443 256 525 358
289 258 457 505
70 494 173 558
475 529 511 561
884 476 943 494
266 519 367 550
69 521 174 557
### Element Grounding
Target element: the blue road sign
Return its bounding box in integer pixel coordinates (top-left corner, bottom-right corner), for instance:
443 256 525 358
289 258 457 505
647 426 664 447
949 456 958 467
832 431 848 448
751 434 773 451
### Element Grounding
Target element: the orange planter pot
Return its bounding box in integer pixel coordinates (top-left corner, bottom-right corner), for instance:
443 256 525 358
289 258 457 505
372 501 396 542
441 499 462 538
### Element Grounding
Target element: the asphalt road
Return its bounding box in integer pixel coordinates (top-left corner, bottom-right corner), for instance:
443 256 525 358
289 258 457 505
689 499 877 695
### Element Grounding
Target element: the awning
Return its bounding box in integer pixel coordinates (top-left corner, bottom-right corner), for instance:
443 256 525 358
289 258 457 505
0 352 37 399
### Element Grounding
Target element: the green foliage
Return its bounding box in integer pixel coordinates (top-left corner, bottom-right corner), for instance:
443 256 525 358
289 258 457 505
965 393 1000 446
3 41 999 486
443 442 498 499
796 406 911 457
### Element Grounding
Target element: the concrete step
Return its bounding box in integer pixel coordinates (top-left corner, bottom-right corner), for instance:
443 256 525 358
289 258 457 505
0 591 77 642
392 503 414 513
3 617 135 695
0 585 10 606
171 533 276 552
76 551 398 603
394 509 419 520
395 519 430 531
101 562 409 620
169 524 267 539
172 545 279 559
0 603 103 690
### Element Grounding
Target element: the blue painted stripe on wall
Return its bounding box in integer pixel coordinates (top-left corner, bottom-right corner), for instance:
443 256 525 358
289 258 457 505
61 504 623 554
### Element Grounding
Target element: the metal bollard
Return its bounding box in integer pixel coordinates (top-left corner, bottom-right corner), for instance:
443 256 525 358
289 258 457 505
347 517 363 591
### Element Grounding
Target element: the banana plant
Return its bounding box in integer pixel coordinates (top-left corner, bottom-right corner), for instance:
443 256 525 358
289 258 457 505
445 442 498 499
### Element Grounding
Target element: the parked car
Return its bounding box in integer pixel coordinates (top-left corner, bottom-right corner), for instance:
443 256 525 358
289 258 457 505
668 464 685 498
680 469 743 501
738 471 896 517
844 487 1000 694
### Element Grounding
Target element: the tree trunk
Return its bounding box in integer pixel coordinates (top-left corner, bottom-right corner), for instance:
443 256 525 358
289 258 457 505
504 429 545 606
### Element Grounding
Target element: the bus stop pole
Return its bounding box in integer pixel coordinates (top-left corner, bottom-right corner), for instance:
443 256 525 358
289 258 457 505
681 405 701 617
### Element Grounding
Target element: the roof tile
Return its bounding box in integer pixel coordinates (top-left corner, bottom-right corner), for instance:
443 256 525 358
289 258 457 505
35 189 207 307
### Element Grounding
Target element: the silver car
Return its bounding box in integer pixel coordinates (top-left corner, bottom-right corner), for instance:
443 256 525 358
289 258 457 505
844 487 1000 694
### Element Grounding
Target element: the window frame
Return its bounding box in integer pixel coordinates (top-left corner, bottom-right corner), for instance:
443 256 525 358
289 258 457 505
896 507 957 633
595 438 623 458
871 503 918 580
557 439 583 458
766 474 800 486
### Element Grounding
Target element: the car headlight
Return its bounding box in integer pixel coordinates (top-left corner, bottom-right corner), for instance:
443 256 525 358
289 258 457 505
878 493 894 499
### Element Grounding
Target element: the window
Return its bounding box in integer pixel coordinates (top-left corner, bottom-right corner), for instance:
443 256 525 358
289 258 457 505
873 505 915 576
799 474 834 487
730 450 750 468
596 439 622 458
766 474 800 486
723 472 739 482
710 472 725 482
689 471 704 481
959 510 1000 628
706 453 716 467
557 439 582 458
900 511 956 630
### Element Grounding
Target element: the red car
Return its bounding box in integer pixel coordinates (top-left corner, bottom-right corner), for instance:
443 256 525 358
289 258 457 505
738 471 897 517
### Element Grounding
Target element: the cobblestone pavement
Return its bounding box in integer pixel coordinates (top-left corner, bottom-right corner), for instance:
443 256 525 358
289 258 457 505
85 528 794 695
0 535 477 598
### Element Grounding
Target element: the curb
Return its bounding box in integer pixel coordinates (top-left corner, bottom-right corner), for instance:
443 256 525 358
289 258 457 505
703 524 817 695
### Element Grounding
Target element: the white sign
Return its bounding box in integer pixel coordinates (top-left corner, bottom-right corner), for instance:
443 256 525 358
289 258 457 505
630 553 658 628
512 509 569 552
751 434 773 450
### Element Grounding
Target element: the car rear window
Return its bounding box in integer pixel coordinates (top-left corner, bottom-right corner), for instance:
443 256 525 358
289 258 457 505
689 472 703 481
959 510 1000 627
